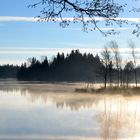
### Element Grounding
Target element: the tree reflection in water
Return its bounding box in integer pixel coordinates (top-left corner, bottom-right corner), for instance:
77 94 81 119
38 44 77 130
0 82 140 140
97 96 139 140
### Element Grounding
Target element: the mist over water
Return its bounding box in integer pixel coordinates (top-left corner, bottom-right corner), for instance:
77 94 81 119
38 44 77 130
0 81 140 140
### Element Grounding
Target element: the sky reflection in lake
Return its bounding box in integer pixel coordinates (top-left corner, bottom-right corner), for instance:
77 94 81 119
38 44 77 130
0 81 140 140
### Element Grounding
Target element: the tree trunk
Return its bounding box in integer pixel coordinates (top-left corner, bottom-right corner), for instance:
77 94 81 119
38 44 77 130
120 68 123 87
104 75 107 88
134 69 137 87
117 69 120 87
104 70 107 89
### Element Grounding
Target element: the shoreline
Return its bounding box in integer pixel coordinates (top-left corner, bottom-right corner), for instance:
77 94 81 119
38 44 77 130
75 86 140 95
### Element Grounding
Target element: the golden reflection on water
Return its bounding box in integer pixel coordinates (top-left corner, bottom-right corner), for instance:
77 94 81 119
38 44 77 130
98 96 140 140
0 81 140 140
26 90 140 139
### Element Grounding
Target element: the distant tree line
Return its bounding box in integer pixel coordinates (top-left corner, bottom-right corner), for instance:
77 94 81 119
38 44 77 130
17 50 103 82
0 41 140 88
16 47 140 88
0 65 19 78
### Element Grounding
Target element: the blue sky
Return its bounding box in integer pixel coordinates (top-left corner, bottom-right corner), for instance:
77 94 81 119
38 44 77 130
0 0 140 65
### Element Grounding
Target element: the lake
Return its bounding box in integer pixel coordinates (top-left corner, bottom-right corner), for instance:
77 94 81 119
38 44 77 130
0 80 140 140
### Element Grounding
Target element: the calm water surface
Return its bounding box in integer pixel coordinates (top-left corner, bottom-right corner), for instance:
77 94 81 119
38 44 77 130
0 81 140 140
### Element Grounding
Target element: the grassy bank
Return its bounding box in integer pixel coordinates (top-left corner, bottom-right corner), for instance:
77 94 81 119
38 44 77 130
75 86 140 95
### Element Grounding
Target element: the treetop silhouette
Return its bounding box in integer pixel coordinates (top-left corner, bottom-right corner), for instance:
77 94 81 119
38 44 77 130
29 0 140 36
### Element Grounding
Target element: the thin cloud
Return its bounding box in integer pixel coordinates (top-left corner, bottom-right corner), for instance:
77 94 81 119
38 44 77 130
0 16 140 23
64 27 133 31
0 60 23 65
0 16 135 31
0 48 140 65
0 47 140 55
0 48 100 55
0 16 37 22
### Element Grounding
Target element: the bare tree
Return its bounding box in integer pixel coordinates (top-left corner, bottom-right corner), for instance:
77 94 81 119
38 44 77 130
130 0 140 37
124 61 134 88
29 0 140 36
108 61 113 87
109 41 121 87
29 0 125 35
101 46 111 88
128 40 138 87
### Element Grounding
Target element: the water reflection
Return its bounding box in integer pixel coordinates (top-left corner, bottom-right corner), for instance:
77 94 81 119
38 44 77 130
98 97 140 140
0 82 100 111
0 81 140 139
